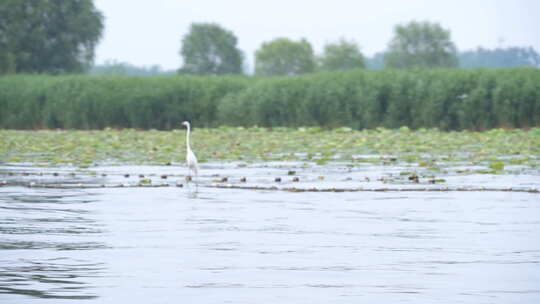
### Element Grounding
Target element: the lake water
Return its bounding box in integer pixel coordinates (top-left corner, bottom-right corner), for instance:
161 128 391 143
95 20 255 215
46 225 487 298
1 164 539 303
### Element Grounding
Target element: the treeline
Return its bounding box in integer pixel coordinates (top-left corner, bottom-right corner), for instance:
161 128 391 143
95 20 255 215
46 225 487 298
178 22 540 76
459 47 540 69
88 60 176 76
366 47 540 71
89 47 540 76
1 68 539 131
3 0 539 77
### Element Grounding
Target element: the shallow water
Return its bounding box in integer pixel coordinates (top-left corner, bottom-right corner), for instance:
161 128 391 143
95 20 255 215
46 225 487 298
1 164 540 303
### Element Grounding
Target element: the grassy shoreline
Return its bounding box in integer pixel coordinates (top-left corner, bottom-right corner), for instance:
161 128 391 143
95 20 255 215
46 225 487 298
1 128 539 171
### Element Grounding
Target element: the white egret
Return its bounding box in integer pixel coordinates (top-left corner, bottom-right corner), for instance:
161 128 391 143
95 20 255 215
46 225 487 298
181 121 199 178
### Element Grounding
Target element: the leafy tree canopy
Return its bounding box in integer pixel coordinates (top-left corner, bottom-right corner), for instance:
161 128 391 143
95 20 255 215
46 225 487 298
179 23 243 75
255 38 315 76
0 0 104 74
318 39 365 71
384 21 458 69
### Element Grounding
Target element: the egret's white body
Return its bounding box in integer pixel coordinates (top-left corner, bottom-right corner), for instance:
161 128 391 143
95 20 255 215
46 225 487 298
182 121 199 177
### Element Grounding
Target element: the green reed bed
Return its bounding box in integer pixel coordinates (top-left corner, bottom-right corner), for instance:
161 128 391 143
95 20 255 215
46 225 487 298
1 68 539 131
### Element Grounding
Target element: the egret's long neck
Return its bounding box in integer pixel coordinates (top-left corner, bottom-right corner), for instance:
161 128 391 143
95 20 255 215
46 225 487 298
185 124 191 150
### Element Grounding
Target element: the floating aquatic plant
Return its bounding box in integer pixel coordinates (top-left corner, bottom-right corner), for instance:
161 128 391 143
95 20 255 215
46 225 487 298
0 128 539 174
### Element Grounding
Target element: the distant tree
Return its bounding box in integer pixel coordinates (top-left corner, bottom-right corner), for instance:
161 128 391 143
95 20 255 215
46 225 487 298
0 0 104 74
89 60 174 76
318 39 365 71
384 21 458 69
179 23 243 75
255 38 315 76
365 52 385 70
459 46 540 68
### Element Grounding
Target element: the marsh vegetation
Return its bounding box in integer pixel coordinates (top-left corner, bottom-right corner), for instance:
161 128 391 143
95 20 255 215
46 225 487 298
1 127 538 170
1 68 539 130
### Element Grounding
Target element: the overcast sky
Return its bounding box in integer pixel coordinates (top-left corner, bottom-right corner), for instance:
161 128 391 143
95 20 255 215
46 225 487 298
93 0 540 71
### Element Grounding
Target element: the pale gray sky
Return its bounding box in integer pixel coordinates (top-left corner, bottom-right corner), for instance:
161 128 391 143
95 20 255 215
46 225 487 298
93 0 540 70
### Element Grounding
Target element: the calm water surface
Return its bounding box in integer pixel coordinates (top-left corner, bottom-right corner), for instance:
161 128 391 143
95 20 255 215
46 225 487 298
1 166 539 303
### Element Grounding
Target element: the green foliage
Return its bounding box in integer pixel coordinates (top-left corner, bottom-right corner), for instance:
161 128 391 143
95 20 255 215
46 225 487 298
179 23 243 75
459 47 540 68
384 21 458 69
1 128 539 168
255 38 316 76
489 162 504 171
0 68 539 131
218 68 540 130
0 52 16 74
0 75 249 129
0 0 104 74
318 39 365 71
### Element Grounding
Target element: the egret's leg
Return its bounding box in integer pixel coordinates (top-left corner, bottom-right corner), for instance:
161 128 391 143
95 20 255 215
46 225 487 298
186 168 192 189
